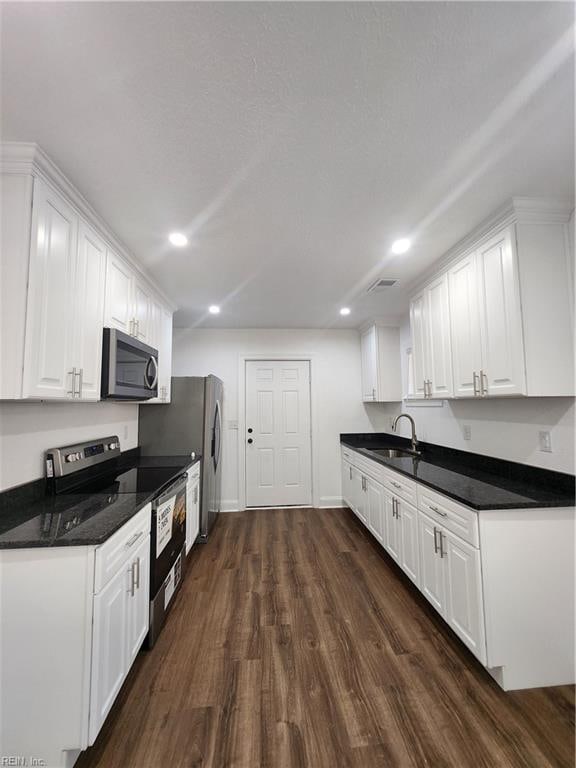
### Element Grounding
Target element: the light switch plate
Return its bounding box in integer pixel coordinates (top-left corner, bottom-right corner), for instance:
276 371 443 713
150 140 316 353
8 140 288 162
539 430 552 452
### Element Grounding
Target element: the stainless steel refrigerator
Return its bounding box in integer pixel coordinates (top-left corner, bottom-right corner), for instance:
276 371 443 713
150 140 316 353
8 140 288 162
138 376 223 541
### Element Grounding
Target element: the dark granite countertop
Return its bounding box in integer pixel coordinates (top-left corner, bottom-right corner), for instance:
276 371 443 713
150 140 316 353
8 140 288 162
0 452 201 549
341 433 575 511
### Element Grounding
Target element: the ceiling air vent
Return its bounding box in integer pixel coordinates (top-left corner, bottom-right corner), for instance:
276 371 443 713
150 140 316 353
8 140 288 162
366 278 398 293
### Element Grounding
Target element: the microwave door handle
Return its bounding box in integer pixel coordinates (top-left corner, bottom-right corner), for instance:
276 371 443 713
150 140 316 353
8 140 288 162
145 356 158 389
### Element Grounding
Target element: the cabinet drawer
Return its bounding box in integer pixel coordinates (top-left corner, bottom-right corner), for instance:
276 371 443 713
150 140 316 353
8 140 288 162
354 453 384 483
94 503 152 592
417 486 479 547
341 446 356 464
380 466 417 506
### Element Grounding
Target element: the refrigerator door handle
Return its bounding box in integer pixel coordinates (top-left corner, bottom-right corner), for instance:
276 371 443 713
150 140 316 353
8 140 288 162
214 399 222 470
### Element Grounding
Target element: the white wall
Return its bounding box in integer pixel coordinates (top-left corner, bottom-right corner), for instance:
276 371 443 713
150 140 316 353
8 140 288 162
172 328 386 510
371 318 575 474
0 402 139 490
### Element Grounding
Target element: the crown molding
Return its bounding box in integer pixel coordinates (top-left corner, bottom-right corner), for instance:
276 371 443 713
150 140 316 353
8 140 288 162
0 142 177 312
407 196 574 297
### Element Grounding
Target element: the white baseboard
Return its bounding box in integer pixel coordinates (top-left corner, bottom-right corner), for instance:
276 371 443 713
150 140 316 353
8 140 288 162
220 500 241 513
319 496 346 509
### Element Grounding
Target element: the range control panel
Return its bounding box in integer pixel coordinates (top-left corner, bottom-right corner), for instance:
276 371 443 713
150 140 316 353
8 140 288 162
46 436 121 478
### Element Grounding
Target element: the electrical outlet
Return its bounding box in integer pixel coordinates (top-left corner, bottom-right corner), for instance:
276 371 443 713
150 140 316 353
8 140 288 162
539 430 552 453
463 424 472 441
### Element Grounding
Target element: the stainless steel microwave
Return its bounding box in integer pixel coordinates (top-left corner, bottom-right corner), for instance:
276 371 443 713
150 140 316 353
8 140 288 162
101 328 158 400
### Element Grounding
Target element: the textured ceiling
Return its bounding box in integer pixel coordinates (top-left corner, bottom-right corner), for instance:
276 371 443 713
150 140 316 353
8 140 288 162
1 2 574 328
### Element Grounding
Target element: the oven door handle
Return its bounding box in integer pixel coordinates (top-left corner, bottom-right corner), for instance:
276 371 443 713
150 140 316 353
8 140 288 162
145 355 158 390
154 473 188 506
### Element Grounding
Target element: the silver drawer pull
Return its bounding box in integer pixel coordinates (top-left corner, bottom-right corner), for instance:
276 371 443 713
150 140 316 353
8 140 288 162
135 556 140 589
433 526 439 554
430 504 447 517
125 531 144 549
391 481 401 489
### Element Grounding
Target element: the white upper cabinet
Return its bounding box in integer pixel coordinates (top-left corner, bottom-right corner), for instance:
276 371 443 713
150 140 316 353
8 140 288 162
449 251 483 397
0 143 175 401
104 253 157 345
104 250 133 335
412 199 574 399
476 227 526 396
409 274 453 399
360 324 402 402
23 177 77 399
72 221 106 400
409 292 428 399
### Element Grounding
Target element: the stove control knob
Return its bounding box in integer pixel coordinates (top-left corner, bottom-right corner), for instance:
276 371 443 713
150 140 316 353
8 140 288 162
66 454 77 463
108 442 118 450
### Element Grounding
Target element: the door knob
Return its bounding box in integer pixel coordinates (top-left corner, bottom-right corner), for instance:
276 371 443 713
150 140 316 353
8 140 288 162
247 438 253 444
248 428 253 433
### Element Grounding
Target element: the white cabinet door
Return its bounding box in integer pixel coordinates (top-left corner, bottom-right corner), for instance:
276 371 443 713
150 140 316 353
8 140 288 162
132 279 151 342
186 472 200 554
342 459 353 508
73 220 106 400
477 227 526 396
384 492 401 563
360 326 378 401
418 512 447 616
126 536 151 667
89 562 129 744
398 497 420 585
449 252 483 397
104 250 133 335
409 292 428 399
366 475 385 545
158 307 173 403
23 178 77 399
352 466 367 525
443 529 486 664
426 274 453 398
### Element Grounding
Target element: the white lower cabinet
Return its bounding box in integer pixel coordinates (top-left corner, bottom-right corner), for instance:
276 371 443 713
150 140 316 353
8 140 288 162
0 504 153 766
418 512 447 615
443 528 486 664
366 475 385 544
89 526 151 744
186 464 201 554
398 498 420 585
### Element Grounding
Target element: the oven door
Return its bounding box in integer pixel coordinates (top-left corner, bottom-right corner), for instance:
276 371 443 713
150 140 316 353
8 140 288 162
101 328 158 400
150 473 187 597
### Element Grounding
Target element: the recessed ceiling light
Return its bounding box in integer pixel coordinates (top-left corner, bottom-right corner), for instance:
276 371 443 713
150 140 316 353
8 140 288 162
208 305 220 315
339 307 351 316
391 238 411 254
168 232 188 247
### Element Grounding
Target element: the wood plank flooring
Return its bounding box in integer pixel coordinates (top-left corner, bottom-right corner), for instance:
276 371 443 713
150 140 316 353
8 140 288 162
77 508 575 768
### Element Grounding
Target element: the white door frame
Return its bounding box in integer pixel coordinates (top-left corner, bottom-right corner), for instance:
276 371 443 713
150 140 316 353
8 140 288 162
238 354 319 511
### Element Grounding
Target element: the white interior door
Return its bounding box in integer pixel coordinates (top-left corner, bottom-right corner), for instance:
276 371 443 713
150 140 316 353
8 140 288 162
245 360 312 507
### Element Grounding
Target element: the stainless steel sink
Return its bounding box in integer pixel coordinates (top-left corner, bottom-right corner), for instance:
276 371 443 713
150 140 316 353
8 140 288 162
372 448 420 459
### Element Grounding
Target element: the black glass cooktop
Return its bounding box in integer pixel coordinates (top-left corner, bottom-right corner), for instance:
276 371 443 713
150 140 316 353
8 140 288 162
64 466 184 495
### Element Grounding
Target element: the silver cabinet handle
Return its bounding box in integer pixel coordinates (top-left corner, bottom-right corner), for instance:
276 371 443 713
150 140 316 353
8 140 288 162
427 380 432 398
194 486 198 504
125 530 144 549
129 319 134 336
77 368 83 398
481 370 488 396
349 466 353 480
433 526 439 554
135 556 140 589
128 562 136 596
423 379 427 398
473 371 480 396
439 531 446 558
395 498 400 519
391 480 401 489
372 387 377 401
430 504 447 517
68 367 78 397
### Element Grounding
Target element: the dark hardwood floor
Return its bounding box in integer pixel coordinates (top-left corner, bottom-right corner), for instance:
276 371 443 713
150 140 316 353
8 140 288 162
77 508 575 768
